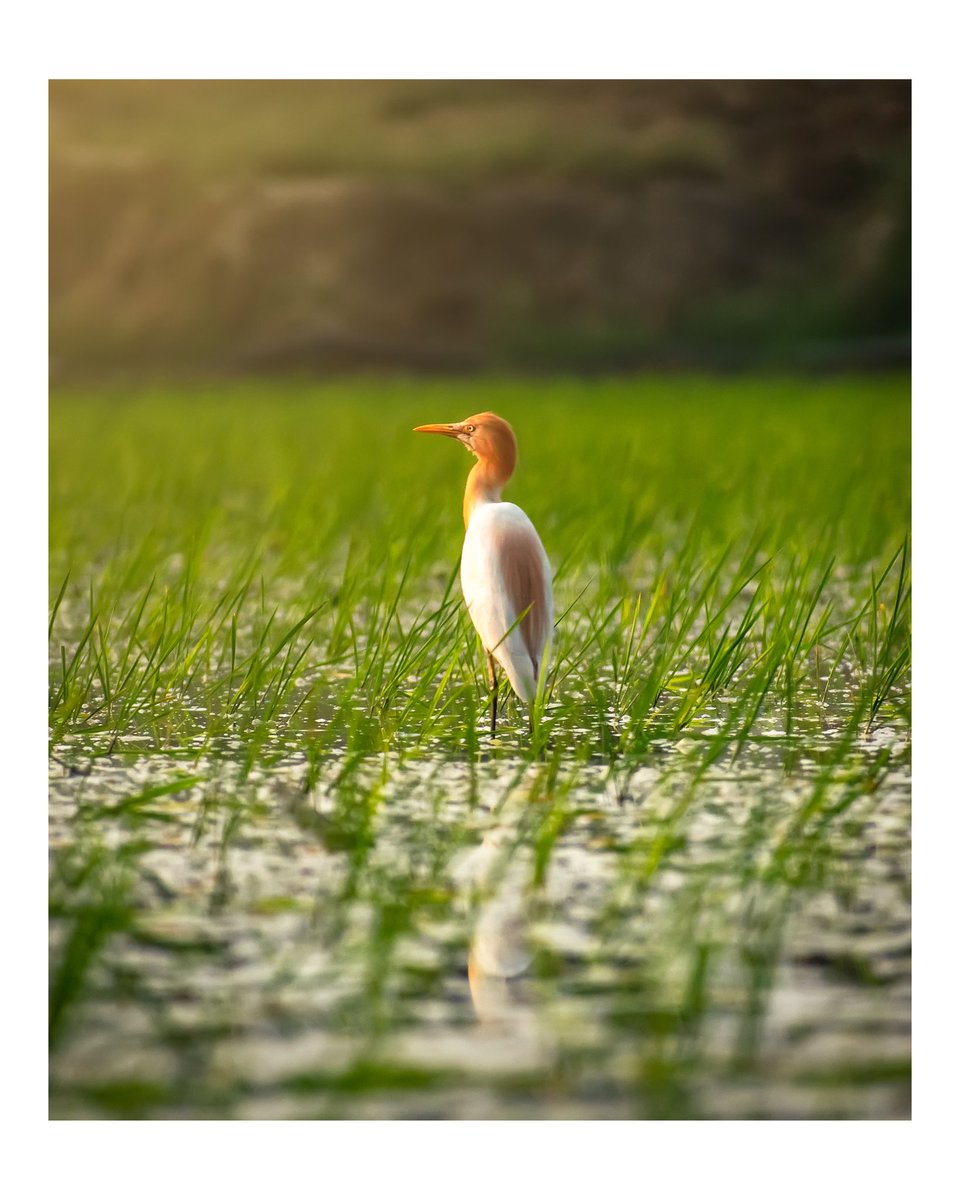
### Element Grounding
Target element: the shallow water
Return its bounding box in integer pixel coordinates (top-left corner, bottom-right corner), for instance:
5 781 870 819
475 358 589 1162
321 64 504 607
49 720 910 1120
48 378 910 1118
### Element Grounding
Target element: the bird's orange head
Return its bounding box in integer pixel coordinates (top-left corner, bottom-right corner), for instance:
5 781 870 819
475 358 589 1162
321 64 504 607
413 412 517 482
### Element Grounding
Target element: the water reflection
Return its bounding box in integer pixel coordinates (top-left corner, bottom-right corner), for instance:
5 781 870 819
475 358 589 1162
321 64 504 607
454 821 534 1017
452 821 551 1089
49 732 911 1118
467 881 534 1028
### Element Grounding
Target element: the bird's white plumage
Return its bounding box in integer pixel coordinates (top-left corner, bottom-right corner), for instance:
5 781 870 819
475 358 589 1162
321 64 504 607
460 501 553 702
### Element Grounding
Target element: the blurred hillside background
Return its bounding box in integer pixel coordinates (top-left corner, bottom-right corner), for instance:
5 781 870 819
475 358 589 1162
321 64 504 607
49 79 910 379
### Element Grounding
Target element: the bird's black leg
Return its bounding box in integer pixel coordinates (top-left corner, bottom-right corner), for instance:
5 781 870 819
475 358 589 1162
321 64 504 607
487 653 498 736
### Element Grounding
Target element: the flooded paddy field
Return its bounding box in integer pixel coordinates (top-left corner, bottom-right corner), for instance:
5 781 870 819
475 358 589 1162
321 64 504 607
49 376 910 1119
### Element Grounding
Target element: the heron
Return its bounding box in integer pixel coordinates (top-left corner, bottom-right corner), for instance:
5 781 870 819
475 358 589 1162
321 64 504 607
414 412 553 734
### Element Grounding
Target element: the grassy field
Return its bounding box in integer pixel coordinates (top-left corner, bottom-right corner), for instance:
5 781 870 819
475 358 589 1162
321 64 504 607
48 375 911 1118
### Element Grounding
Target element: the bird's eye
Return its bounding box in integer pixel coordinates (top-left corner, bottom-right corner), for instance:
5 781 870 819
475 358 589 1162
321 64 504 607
464 424 475 434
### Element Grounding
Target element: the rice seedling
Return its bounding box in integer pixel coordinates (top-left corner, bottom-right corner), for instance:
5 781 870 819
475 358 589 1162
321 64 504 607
49 374 910 1119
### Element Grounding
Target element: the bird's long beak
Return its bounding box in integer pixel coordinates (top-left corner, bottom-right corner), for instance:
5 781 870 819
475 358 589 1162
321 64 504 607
413 422 463 439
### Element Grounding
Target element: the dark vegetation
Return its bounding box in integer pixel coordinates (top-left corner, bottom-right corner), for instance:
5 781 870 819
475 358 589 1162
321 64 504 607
50 80 909 378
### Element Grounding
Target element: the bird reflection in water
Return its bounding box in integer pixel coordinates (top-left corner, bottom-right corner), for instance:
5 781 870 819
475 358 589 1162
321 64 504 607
455 824 539 1031
468 894 534 1023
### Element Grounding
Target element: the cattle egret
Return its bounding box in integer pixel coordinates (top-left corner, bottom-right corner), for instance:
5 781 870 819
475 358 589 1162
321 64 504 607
414 412 553 733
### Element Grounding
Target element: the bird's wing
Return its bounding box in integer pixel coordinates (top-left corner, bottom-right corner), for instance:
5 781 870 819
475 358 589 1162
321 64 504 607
460 502 553 701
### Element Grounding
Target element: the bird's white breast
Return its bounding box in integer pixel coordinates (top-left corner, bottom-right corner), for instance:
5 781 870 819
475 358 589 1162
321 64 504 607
460 501 553 702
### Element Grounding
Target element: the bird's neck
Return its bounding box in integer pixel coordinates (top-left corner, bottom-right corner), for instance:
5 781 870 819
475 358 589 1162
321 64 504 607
463 459 510 527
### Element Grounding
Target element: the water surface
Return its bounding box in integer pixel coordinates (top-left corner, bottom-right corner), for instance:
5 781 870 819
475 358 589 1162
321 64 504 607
49 719 910 1120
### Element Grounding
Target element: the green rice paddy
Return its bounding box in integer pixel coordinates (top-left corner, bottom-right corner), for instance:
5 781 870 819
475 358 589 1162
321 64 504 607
49 374 910 1118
